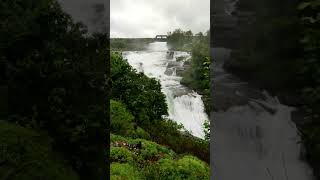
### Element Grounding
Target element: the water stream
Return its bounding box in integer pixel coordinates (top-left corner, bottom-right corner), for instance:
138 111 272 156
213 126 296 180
212 48 314 180
122 42 208 138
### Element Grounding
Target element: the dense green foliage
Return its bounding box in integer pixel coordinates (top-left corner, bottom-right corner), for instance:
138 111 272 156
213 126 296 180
225 0 320 178
110 147 134 163
1 0 108 179
145 155 210 180
110 163 143 180
0 121 79 180
1 0 211 178
146 118 210 162
110 99 151 139
181 37 211 115
111 52 167 126
110 52 210 166
227 0 301 92
167 29 193 50
203 119 211 142
167 29 210 51
110 38 153 51
110 100 135 136
110 134 210 180
298 0 320 177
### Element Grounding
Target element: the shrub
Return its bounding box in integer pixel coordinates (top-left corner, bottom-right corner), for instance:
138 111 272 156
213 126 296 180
110 147 134 163
147 119 209 163
145 155 210 180
110 163 143 180
176 155 210 179
111 52 168 126
110 134 175 163
0 121 78 180
110 100 135 136
110 134 209 179
2 0 108 178
128 127 151 140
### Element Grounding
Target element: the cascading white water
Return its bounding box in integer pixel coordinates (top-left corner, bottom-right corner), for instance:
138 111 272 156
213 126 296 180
122 42 208 138
213 94 314 180
212 48 314 180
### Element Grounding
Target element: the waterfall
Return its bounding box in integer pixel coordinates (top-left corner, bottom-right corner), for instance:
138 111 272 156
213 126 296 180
212 47 314 180
122 42 208 138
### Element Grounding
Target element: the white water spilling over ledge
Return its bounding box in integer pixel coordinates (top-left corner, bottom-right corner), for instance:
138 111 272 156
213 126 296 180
122 42 208 138
212 48 314 180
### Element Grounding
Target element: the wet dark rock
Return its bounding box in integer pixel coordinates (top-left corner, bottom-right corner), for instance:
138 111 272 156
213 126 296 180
172 88 192 97
166 51 174 59
176 56 186 62
167 61 181 68
164 68 174 76
253 101 277 115
176 68 185 76
184 60 191 65
291 109 305 126
276 92 304 107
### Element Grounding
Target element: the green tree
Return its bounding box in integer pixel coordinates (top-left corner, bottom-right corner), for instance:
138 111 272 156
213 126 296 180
111 52 167 126
167 29 192 50
110 100 135 136
0 121 79 180
1 0 108 179
203 119 210 142
181 34 211 114
298 0 320 178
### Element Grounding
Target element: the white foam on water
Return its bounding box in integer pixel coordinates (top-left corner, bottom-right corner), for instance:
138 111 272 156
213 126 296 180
212 48 314 180
122 42 208 138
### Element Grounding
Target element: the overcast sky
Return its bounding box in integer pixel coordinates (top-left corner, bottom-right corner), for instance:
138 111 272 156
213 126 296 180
58 0 108 34
111 0 210 38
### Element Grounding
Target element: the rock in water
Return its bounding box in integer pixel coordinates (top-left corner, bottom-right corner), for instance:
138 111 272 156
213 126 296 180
166 51 174 59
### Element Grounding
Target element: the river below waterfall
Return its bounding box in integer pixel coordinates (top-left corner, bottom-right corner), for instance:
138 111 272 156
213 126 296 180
122 42 208 138
212 48 315 180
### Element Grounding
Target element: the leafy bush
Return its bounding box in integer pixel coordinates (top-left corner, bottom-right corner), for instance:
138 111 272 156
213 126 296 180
111 134 175 162
1 0 108 178
110 100 152 139
111 52 168 126
110 100 135 135
147 119 210 163
175 155 210 179
298 1 320 178
167 29 193 50
203 119 210 142
128 127 151 140
110 134 209 179
0 121 79 180
145 156 210 180
110 163 143 180
110 147 134 163
181 39 211 114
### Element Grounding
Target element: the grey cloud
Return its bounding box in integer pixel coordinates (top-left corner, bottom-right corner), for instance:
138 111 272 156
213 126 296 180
111 0 209 38
58 0 109 34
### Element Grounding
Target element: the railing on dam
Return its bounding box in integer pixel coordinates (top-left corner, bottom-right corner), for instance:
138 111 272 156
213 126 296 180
154 35 168 42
